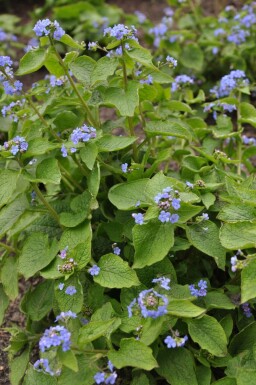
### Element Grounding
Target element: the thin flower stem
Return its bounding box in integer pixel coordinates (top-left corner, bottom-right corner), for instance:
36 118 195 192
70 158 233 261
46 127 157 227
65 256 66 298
58 162 83 192
71 154 89 177
0 241 17 254
49 36 98 128
32 183 63 228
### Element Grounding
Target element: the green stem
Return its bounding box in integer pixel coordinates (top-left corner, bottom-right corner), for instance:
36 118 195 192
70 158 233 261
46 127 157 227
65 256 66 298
71 154 89 177
49 36 98 128
32 183 63 228
188 0 202 32
58 163 83 192
0 241 17 254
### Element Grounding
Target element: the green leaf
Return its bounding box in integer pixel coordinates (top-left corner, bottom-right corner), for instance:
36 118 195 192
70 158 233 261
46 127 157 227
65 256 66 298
19 233 58 279
186 221 226 269
36 158 61 184
44 48 65 76
57 355 96 385
59 221 91 250
80 143 98 170
103 81 140 116
131 373 150 385
0 170 19 208
229 322 256 355
69 56 96 84
204 292 235 310
187 315 228 357
91 57 119 85
167 299 205 317
140 317 166 345
241 259 256 303
196 365 211 385
108 179 149 210
201 192 216 209
211 379 236 385
59 191 92 227
240 102 256 127
71 242 91 270
16 48 47 75
54 111 81 130
0 284 9 325
55 276 83 313
94 253 140 288
237 369 256 385
220 222 256 249
23 364 57 385
157 348 198 385
0 257 18 300
97 135 137 152
24 138 58 158
60 34 84 50
108 338 158 370
145 119 192 140
78 318 120 345
168 100 193 113
125 47 155 70
59 349 78 372
10 347 30 385
0 194 29 238
133 221 174 268
217 204 256 223
24 280 54 321
180 43 204 71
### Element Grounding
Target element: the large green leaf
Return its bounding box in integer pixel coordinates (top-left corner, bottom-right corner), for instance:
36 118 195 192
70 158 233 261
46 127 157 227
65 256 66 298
9 347 30 385
187 315 228 357
57 355 96 385
145 119 192 140
16 48 47 75
157 348 198 385
23 280 54 321
91 57 119 85
108 338 158 370
78 318 120 346
220 222 256 249
125 47 155 70
167 299 205 317
69 55 96 84
19 233 58 279
55 276 83 313
103 81 140 116
0 194 29 238
204 292 235 310
80 143 98 170
108 179 149 210
180 43 204 71
186 221 226 269
0 284 9 325
94 254 140 288
0 257 18 300
241 259 256 303
229 322 256 355
0 170 20 208
133 221 174 268
240 102 256 127
217 204 256 222
36 158 61 184
97 135 137 152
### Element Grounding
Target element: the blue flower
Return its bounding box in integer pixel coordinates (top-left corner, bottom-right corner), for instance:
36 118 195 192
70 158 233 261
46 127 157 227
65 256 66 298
70 124 96 145
189 280 208 297
152 277 171 290
121 163 128 173
132 213 144 225
186 181 194 189
94 372 105 384
88 41 98 51
39 325 71 352
170 214 179 223
172 75 194 92
104 24 137 40
172 198 181 210
34 358 55 376
105 372 118 384
113 246 121 255
137 288 168 319
241 302 253 318
140 75 153 85
33 19 65 40
55 311 77 322
58 283 64 290
0 55 13 67
89 265 100 276
166 56 177 67
65 286 77 295
158 211 171 223
164 333 188 348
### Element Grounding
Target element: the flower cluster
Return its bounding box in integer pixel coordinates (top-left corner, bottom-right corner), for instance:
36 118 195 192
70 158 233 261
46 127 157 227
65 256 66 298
61 124 96 157
154 187 180 224
164 331 188 348
104 24 137 41
189 280 208 297
45 74 67 93
0 29 17 43
210 70 249 98
128 286 169 319
55 311 77 322
242 135 256 146
89 264 100 276
203 101 237 120
33 19 65 40
230 250 246 272
2 99 26 122
149 12 173 47
94 361 118 384
132 212 144 225
152 276 171 290
171 75 194 92
39 325 71 352
57 247 77 275
140 75 153 85
0 55 23 96
241 302 253 318
166 55 178 67
33 358 56 376
3 136 28 155
106 43 131 58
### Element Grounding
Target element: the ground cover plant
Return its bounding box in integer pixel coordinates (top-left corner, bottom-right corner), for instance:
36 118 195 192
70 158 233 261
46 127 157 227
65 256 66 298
1 1 256 384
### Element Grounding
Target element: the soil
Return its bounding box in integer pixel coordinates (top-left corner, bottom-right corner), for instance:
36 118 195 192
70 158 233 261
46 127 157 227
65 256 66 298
0 0 247 384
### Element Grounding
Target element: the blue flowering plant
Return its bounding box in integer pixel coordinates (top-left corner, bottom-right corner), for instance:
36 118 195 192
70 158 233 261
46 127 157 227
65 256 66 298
1 2 256 384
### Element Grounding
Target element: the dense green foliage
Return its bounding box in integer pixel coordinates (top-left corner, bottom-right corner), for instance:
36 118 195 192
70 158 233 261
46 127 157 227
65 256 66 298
1 1 256 384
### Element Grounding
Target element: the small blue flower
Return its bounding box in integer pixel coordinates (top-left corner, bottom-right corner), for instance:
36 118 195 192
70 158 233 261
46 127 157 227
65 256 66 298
166 56 177 67
164 335 176 348
158 211 171 223
0 55 13 67
39 325 71 352
55 311 77 322
121 163 128 173
58 283 64 290
170 214 179 223
172 198 181 210
88 41 98 51
172 75 194 92
189 280 207 297
34 358 55 376
65 286 77 295
132 213 144 225
94 372 105 384
241 302 253 318
186 181 194 189
89 265 100 276
105 372 118 384
152 277 171 290
113 246 121 255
